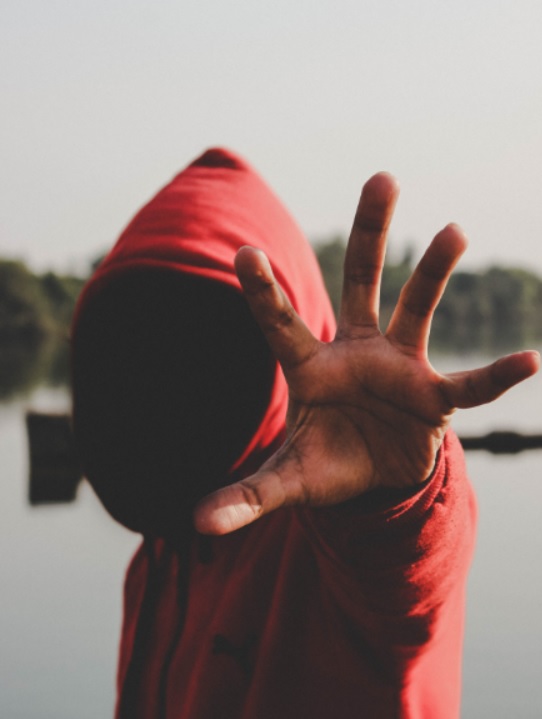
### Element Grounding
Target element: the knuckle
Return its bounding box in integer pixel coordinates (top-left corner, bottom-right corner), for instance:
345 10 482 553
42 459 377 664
464 374 483 405
419 257 450 283
265 304 296 333
398 273 442 317
242 275 275 298
344 266 380 287
337 323 380 341
401 295 433 318
353 207 386 236
238 482 265 516
436 377 455 413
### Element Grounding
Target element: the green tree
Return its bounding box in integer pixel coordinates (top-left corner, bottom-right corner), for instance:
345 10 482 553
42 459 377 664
40 271 85 337
0 260 52 342
0 260 85 397
315 236 345 316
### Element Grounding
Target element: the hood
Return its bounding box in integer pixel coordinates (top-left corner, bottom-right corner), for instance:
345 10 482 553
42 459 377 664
72 147 335 537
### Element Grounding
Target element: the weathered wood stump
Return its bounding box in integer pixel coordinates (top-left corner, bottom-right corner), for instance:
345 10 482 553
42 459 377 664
26 412 83 504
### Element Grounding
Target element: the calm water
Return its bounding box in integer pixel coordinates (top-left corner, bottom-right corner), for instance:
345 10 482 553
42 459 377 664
1 353 541 718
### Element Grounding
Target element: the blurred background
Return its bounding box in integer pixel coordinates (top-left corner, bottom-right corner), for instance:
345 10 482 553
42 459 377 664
1 1 541 716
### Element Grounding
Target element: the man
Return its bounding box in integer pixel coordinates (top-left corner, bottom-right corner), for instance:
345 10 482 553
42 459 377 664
71 148 539 718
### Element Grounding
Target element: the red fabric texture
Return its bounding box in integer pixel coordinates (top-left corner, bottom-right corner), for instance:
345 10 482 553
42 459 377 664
74 148 476 718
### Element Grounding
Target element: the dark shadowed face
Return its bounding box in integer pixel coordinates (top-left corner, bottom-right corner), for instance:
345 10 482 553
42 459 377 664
72 269 274 544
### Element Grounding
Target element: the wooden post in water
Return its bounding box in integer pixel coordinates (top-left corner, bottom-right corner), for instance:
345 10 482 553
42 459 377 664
459 430 542 454
26 412 83 504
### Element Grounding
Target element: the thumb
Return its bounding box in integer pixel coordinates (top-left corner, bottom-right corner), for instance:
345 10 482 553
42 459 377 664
193 468 300 535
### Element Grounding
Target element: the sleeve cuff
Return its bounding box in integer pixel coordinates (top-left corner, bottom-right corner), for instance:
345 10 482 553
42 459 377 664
299 433 452 539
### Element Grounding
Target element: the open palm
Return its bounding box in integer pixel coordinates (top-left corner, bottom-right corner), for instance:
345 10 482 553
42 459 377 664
194 173 539 535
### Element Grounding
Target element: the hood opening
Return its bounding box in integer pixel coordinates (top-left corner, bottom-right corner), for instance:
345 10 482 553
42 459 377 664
72 268 275 542
71 147 335 542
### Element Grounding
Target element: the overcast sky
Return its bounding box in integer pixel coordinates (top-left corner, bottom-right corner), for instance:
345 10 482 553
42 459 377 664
2 0 541 275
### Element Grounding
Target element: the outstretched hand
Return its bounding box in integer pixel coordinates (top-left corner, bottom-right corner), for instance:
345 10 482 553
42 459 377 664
194 173 540 535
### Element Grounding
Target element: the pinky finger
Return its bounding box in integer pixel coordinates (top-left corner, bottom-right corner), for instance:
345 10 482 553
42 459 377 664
442 351 540 409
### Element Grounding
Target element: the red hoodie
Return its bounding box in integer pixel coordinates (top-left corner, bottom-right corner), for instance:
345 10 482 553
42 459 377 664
72 148 476 718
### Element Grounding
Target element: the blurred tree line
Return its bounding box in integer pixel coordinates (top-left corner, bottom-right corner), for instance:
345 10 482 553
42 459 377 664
1 240 542 398
0 260 84 343
0 260 84 399
316 237 542 352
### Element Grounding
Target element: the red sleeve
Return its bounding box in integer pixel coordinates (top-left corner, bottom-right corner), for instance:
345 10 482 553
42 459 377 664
296 430 477 678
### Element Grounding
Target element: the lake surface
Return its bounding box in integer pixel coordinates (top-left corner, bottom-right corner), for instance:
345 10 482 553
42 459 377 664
1 352 541 718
